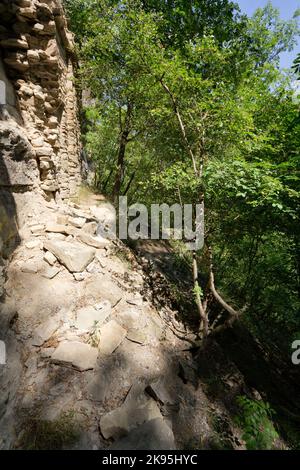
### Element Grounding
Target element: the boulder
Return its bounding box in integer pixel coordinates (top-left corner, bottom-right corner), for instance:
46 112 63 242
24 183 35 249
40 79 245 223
44 240 95 273
100 382 162 439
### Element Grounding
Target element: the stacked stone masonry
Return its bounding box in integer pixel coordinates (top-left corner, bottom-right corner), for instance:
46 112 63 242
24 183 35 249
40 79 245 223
0 0 82 199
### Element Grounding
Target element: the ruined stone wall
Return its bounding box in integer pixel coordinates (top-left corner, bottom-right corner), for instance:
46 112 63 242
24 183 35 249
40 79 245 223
0 0 82 200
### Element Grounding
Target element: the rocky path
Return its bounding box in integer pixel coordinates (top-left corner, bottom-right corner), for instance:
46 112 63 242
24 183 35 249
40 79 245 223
0 196 218 450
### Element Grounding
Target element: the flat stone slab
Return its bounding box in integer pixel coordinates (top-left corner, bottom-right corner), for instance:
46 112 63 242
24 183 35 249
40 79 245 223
51 341 98 371
90 204 116 226
99 320 127 355
75 301 111 331
76 232 110 249
44 240 95 273
146 378 176 406
44 251 57 265
117 308 143 330
85 275 123 306
30 224 45 234
21 262 38 274
41 265 60 279
25 240 42 249
110 418 176 450
40 347 55 358
126 330 147 345
68 216 86 228
126 296 143 307
100 382 162 439
45 223 74 235
32 317 59 346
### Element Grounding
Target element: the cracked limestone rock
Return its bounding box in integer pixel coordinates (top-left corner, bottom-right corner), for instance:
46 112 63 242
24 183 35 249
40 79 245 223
98 320 127 356
44 240 95 273
51 341 98 371
100 382 162 439
32 317 59 346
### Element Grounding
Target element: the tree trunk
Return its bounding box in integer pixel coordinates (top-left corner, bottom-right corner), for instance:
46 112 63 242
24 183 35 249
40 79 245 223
102 168 114 192
193 251 209 336
123 170 136 195
112 102 133 202
159 78 240 336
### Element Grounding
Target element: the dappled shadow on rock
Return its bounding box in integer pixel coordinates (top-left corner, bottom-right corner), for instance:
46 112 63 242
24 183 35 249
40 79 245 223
0 198 249 451
0 189 20 260
0 127 23 449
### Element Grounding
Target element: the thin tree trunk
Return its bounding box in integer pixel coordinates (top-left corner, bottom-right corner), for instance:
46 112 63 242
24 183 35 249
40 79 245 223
160 78 240 336
102 168 114 192
123 170 136 195
193 251 208 335
160 79 199 176
208 245 239 319
113 131 129 201
113 102 133 202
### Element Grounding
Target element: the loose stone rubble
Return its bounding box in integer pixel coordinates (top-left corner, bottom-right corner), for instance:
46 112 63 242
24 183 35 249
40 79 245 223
51 341 98 372
0 2 247 451
0 200 177 448
0 197 246 450
43 239 95 273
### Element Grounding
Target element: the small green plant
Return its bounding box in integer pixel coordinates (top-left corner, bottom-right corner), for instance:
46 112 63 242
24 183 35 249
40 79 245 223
114 249 133 270
88 320 101 347
193 283 203 299
235 396 279 450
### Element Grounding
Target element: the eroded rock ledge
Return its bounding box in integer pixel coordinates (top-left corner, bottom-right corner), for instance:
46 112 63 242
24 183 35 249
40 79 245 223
0 0 81 199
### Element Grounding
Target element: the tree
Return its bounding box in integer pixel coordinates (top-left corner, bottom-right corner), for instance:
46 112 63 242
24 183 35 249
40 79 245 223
294 53 300 76
142 0 248 47
66 0 300 347
137 6 300 339
65 0 163 201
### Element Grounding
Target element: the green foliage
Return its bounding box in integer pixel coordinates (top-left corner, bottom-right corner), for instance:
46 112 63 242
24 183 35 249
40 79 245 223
247 3 299 68
193 283 204 300
293 53 300 76
66 0 300 359
142 0 248 51
235 396 279 450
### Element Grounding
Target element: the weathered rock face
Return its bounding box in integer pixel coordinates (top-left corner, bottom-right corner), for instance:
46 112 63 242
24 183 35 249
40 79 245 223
0 0 82 200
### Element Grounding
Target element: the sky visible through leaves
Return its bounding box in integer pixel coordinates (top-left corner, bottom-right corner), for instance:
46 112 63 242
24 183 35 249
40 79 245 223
237 0 300 68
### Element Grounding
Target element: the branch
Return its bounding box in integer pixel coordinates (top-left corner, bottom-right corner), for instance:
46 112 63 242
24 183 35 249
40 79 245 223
193 251 209 336
118 106 123 133
208 245 240 320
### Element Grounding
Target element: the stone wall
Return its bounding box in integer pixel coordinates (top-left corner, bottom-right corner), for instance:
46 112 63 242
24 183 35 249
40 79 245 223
0 0 82 200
